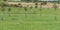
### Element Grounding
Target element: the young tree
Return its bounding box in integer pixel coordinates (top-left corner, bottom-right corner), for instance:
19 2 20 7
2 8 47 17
1 2 7 7
8 7 11 16
14 4 19 7
18 3 22 8
18 3 21 5
1 5 5 20
30 6 33 9
53 3 58 10
24 7 27 12
35 2 38 8
1 7 5 12
39 3 42 16
24 7 28 17
53 3 58 20
41 2 47 5
1 3 6 14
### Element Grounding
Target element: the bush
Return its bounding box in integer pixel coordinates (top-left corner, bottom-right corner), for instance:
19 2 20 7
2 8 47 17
19 5 22 8
14 4 19 7
41 2 47 5
53 3 58 9
24 7 27 11
35 3 38 8
10 4 14 7
8 7 11 12
18 3 23 8
30 6 33 9
35 5 38 8
35 2 38 6
1 7 5 12
1 3 9 7
18 3 21 5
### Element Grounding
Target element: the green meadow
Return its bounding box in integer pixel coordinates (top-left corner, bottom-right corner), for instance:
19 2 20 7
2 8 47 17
0 7 60 30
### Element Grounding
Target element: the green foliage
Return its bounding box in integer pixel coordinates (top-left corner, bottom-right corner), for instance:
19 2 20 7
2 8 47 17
35 2 38 5
35 3 38 8
53 3 58 9
40 2 47 5
24 7 27 11
30 6 33 9
3 0 7 1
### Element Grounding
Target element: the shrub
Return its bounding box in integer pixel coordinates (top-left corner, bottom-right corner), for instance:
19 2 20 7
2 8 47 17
24 7 27 11
35 5 38 8
35 2 38 5
30 6 33 9
35 2 38 8
14 4 19 7
8 7 11 12
41 2 47 5
18 3 21 5
53 3 58 9
1 3 9 7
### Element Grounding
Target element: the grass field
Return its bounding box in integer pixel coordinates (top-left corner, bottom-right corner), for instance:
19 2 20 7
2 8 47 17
0 7 60 30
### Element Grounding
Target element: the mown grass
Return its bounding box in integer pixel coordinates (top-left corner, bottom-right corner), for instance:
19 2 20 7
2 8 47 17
0 7 60 30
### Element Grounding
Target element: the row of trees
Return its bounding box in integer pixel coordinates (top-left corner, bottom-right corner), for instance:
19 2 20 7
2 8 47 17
3 0 34 2
3 0 60 3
